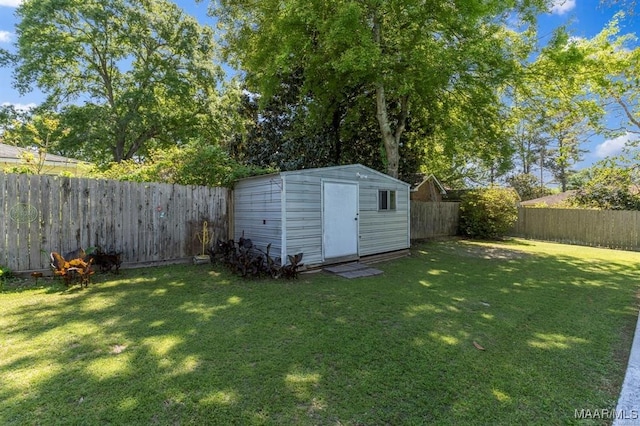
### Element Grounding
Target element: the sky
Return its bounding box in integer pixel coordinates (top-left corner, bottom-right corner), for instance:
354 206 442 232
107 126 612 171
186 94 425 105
0 0 638 171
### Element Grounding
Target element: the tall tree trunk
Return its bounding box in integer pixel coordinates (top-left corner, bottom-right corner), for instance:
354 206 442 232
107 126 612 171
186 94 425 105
114 134 125 162
332 106 342 165
373 14 408 179
375 84 395 175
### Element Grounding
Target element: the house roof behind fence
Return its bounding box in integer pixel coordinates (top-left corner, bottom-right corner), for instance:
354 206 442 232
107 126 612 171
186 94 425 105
0 143 84 165
519 190 577 206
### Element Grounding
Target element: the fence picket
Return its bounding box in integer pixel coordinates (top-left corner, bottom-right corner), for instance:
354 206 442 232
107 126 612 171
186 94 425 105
513 207 640 251
411 201 460 240
49 176 62 258
16 175 31 271
28 174 42 269
0 172 229 272
410 201 460 240
0 173 6 266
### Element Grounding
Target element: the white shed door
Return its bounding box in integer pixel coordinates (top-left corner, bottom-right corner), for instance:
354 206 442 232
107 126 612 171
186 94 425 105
323 182 358 259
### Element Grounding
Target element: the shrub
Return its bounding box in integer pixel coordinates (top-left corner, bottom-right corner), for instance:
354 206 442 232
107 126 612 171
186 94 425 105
568 162 640 211
0 265 14 290
92 140 273 188
459 187 519 239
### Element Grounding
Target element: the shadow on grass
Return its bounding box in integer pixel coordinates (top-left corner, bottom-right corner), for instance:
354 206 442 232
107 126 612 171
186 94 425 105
1 241 639 425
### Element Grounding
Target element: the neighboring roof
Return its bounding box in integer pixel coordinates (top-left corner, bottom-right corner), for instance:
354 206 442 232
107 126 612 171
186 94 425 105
411 174 447 195
519 190 577 206
0 143 84 166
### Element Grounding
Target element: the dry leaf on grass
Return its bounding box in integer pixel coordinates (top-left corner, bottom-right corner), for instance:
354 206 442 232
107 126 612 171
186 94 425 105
111 344 127 354
473 341 486 351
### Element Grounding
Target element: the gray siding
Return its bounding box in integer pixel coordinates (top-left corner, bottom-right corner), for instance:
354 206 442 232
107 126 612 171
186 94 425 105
282 164 410 262
351 169 410 256
358 188 410 256
282 174 323 265
233 175 283 259
234 164 410 267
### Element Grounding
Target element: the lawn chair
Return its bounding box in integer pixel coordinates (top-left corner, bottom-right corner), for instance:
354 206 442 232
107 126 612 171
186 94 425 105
50 251 72 286
50 252 95 288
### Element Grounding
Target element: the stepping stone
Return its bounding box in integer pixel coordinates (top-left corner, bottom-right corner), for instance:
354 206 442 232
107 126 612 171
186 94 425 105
323 262 384 279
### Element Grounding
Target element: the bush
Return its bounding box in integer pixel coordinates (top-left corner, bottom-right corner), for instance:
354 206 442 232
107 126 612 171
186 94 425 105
568 160 640 210
459 187 519 239
0 265 14 290
92 140 273 188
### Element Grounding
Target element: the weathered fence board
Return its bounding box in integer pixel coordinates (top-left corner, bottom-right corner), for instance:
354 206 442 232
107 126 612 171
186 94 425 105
28 174 41 269
0 173 229 272
0 174 6 267
410 201 460 240
512 207 640 251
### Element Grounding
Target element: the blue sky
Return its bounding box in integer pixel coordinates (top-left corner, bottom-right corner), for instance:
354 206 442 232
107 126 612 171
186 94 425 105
0 0 638 170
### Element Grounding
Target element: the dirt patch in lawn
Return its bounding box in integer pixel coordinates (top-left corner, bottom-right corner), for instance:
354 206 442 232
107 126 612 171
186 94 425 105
445 242 532 260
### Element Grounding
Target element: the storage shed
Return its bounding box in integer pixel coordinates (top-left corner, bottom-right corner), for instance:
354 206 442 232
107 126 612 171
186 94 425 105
232 164 410 267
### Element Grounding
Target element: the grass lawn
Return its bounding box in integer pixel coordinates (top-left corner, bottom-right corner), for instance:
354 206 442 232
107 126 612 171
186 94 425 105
1 238 639 425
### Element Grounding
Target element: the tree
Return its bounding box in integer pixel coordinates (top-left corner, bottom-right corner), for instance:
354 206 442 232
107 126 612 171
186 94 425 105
2 110 71 174
212 0 547 178
0 104 20 136
10 0 224 165
570 154 640 210
507 173 552 201
574 13 639 136
226 74 418 179
541 110 589 191
505 28 603 190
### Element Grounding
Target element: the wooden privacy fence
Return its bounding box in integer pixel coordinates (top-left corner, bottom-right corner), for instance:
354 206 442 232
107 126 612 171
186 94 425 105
0 173 229 272
410 201 460 240
512 207 640 251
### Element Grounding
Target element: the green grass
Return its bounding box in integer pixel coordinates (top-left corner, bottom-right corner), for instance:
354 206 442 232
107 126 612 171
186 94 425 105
1 239 639 425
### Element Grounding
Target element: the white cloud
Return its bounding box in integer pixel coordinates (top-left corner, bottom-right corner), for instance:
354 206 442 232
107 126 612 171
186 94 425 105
1 102 37 113
0 0 22 7
550 0 576 15
595 133 640 158
567 36 585 45
0 31 12 43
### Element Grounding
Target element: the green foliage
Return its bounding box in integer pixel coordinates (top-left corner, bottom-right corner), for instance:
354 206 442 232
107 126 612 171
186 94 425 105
0 104 20 132
507 173 553 201
507 25 601 191
1 111 73 174
227 79 400 177
93 141 271 188
569 157 640 210
459 187 519 239
213 0 547 178
575 13 640 136
0 265 14 290
12 0 224 165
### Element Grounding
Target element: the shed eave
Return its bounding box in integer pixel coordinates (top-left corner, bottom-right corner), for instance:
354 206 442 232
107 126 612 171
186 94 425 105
280 164 411 187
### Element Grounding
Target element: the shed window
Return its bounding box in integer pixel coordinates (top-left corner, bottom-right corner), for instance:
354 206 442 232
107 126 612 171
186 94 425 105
379 190 396 211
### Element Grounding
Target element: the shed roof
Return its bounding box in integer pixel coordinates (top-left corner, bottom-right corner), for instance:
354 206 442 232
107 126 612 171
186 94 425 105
238 164 410 187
